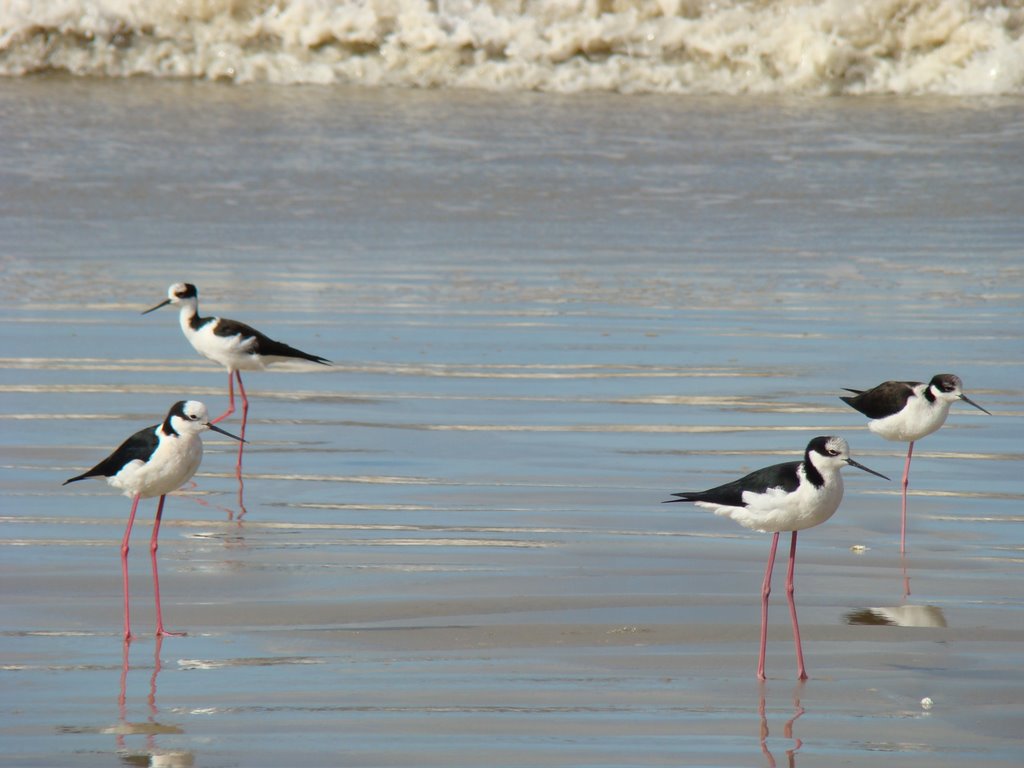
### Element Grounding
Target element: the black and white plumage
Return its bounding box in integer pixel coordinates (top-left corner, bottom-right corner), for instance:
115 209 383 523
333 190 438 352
666 436 888 533
143 282 330 480
64 400 242 640
840 374 991 553
64 400 238 498
840 374 990 443
143 282 330 374
665 436 888 680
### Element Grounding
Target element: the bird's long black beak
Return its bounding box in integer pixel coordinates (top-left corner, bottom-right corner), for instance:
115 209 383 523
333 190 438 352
960 393 992 415
142 298 172 315
207 423 245 442
847 458 889 481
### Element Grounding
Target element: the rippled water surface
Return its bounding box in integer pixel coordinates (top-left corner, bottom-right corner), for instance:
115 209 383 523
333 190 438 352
1 80 1023 767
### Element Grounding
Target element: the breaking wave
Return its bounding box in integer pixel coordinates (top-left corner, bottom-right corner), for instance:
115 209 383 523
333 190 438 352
2 0 1022 94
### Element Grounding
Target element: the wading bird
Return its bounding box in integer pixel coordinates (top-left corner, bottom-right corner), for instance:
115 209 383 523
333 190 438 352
665 436 888 680
143 283 330 475
840 374 990 553
64 400 242 640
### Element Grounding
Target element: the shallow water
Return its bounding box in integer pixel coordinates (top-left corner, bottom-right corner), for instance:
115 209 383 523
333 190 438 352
1 79 1023 767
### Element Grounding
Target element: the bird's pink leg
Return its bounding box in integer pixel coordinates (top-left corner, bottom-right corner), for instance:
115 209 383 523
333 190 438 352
900 441 914 555
785 532 807 681
150 495 185 637
234 370 248 477
121 494 141 642
211 370 236 425
758 532 781 681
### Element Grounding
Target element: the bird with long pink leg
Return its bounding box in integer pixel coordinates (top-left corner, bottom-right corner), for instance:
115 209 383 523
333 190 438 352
143 283 330 480
665 436 888 680
839 374 990 554
64 400 243 640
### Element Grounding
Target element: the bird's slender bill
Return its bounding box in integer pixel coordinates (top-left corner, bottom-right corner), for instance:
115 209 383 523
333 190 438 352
208 423 245 442
960 394 992 415
848 458 889 481
142 298 172 315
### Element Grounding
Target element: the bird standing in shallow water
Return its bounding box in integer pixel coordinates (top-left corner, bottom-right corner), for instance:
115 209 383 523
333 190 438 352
839 374 990 554
64 400 243 640
143 283 330 477
665 436 888 680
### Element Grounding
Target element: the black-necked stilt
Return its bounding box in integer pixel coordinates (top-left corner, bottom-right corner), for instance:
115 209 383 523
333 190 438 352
63 400 242 640
664 436 888 680
839 373 991 553
143 283 330 472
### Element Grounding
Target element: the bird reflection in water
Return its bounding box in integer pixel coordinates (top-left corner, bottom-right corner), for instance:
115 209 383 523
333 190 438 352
181 476 249 528
234 471 248 521
844 604 947 628
759 682 804 768
114 637 194 767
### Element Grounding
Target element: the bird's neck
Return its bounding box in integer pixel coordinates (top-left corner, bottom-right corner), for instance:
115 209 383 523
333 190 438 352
802 458 826 489
923 385 955 414
178 302 202 333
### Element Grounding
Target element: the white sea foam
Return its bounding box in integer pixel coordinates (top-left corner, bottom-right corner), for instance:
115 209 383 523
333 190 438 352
1 1 1022 94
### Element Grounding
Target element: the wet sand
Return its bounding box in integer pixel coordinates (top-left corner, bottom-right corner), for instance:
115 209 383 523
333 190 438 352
1 79 1023 766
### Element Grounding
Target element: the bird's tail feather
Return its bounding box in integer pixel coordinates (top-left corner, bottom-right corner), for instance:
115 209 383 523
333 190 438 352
662 493 700 504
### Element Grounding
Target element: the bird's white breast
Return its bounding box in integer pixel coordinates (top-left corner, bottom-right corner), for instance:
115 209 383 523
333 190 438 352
108 432 204 499
868 391 952 442
180 311 265 372
699 469 845 533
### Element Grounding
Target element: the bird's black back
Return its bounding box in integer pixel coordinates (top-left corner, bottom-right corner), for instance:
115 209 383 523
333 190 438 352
63 424 159 485
213 317 330 365
666 459 803 506
839 380 917 419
